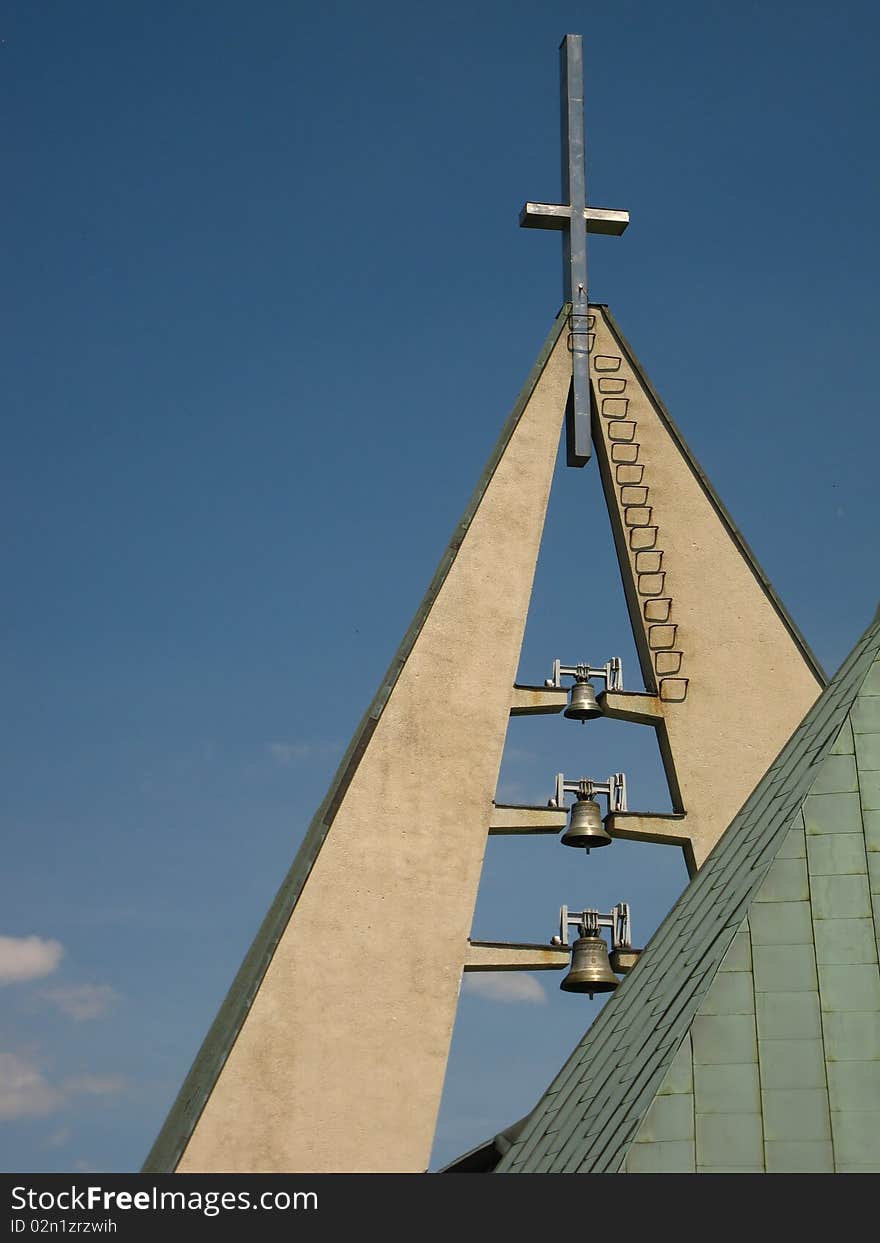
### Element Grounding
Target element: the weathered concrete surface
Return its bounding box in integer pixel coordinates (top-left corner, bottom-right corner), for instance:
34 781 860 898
590 305 823 871
606 811 689 847
598 689 663 724
509 684 568 715
175 320 571 1173
488 804 567 834
464 942 570 971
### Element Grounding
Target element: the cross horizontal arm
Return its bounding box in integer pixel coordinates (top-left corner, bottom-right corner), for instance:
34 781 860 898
519 202 630 236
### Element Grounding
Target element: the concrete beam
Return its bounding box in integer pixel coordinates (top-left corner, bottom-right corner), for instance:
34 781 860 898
597 689 663 724
509 684 569 715
465 941 570 971
606 811 690 846
489 804 568 835
609 948 642 975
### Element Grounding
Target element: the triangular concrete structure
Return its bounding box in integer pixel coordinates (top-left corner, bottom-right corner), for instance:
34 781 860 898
144 303 829 1173
143 32 833 1174
493 614 880 1173
144 311 573 1173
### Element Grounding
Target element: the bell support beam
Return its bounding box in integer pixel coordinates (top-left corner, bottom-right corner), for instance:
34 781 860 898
489 804 568 835
609 948 641 974
464 941 570 972
597 689 663 724
606 811 690 849
510 683 661 721
509 684 569 715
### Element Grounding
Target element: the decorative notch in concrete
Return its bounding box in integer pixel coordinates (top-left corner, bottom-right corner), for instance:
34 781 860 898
660 677 689 702
655 651 683 675
621 484 649 507
639 573 667 597
612 442 640 464
644 598 672 623
649 624 678 650
591 327 695 749
630 526 658 550
636 551 663 575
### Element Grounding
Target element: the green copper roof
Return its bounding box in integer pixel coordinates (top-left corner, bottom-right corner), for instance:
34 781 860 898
496 613 880 1173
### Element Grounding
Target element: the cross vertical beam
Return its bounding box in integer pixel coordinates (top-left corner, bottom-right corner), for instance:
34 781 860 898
560 35 589 467
520 34 628 467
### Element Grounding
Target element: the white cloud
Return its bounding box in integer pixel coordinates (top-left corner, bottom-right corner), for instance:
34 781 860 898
41 984 119 1022
462 974 547 1005
502 746 538 766
43 1127 71 1150
0 936 64 985
268 740 339 767
0 1052 126 1121
0 1053 62 1120
64 1074 125 1098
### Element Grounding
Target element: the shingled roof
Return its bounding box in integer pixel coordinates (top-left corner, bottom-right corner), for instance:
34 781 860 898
491 613 880 1173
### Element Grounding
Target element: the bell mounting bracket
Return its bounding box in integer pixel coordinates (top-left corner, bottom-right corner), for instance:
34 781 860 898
544 657 623 691
549 771 627 812
554 902 632 949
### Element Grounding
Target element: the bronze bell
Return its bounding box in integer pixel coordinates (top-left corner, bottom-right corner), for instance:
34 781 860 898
560 934 620 996
563 679 601 722
560 797 612 849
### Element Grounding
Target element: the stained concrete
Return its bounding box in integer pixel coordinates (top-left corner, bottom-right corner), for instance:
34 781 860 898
175 319 572 1172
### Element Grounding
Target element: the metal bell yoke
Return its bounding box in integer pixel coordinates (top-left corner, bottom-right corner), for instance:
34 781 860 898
555 903 635 999
550 772 627 850
544 657 623 723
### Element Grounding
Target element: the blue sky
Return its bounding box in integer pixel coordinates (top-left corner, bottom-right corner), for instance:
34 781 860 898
2 1 879 1173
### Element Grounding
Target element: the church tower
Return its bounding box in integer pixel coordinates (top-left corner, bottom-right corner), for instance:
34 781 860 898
144 35 824 1175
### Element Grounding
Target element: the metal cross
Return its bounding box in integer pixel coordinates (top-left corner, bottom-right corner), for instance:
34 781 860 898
520 35 629 467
